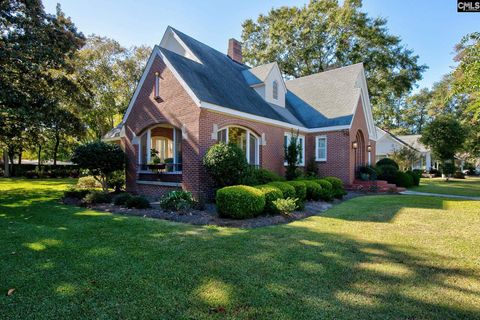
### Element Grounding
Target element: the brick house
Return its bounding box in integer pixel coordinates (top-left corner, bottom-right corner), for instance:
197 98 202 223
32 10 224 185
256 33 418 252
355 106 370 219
104 27 377 201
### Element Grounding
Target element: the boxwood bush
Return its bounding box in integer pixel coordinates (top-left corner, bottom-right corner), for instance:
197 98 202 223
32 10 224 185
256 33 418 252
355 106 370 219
255 185 283 214
324 176 346 199
268 182 296 199
406 170 421 186
376 158 399 170
216 185 266 219
125 196 151 209
376 164 398 184
313 179 334 201
300 180 323 201
240 167 285 186
83 191 112 204
286 181 306 209
395 171 414 188
113 193 133 206
64 187 94 199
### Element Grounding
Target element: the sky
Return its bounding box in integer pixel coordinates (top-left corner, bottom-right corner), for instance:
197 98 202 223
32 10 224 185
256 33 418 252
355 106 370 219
43 0 479 90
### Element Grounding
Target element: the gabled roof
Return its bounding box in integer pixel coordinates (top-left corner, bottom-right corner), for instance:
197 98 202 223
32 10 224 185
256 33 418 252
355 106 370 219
376 127 420 152
242 62 276 85
397 134 429 152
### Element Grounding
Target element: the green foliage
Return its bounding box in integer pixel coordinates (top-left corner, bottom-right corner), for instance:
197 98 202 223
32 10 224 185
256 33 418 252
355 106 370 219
272 198 298 216
286 181 306 209
314 179 334 201
268 182 296 199
357 165 377 181
64 187 94 199
203 143 247 188
83 191 112 204
324 177 346 199
113 193 133 206
159 191 196 212
284 131 302 180
76 176 101 189
376 158 399 170
125 196 151 209
241 0 426 110
406 170 421 186
394 171 414 188
107 170 125 193
71 141 125 191
240 167 285 186
300 180 323 201
305 157 319 177
216 185 266 219
390 147 420 171
440 162 456 176
376 165 399 184
255 185 284 214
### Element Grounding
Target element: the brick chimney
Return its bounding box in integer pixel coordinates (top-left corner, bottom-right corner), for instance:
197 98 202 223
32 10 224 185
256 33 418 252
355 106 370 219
227 38 242 63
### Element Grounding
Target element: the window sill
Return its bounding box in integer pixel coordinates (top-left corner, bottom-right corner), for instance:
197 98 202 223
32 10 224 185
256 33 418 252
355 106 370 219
315 159 327 162
137 170 182 175
136 180 182 187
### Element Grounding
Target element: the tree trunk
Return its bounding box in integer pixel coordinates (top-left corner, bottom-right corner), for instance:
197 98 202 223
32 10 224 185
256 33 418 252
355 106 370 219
37 144 42 166
3 149 9 177
18 146 22 165
53 133 60 166
8 145 15 176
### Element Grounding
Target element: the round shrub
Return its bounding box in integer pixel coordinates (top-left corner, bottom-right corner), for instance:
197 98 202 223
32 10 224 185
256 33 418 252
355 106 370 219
83 191 112 204
216 185 265 219
203 143 247 188
286 181 306 210
255 185 283 214
64 187 94 199
125 196 151 209
313 179 334 201
272 198 297 216
76 176 101 189
376 158 399 170
268 182 296 199
300 180 323 201
324 176 346 199
113 193 132 206
240 167 285 186
159 190 195 212
376 164 398 184
406 170 421 186
394 171 414 188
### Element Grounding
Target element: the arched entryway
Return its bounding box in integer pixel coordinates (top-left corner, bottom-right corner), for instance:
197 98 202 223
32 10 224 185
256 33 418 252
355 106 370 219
354 130 366 169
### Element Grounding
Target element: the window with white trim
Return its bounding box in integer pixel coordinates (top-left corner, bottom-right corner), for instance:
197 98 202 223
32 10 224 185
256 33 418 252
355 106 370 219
315 135 327 161
272 80 278 100
217 126 259 165
138 125 182 172
284 133 305 166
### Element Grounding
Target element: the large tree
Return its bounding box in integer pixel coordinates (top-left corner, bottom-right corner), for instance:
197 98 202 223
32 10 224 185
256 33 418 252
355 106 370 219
241 0 427 113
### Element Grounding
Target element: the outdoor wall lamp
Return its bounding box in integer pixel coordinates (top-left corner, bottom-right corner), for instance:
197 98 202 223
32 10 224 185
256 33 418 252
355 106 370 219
367 145 372 152
352 141 358 149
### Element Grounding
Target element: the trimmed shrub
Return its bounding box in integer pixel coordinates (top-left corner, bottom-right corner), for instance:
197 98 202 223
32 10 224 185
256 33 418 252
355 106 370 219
160 190 195 212
113 193 132 206
240 167 285 186
83 191 112 204
77 176 101 189
272 198 298 216
376 164 398 184
216 185 265 219
286 181 306 209
203 143 247 188
376 158 399 170
255 185 283 214
394 171 414 188
406 170 421 186
313 179 334 201
108 170 125 192
125 196 151 209
454 171 466 179
357 165 377 181
299 180 322 201
64 187 93 199
324 176 346 199
268 182 296 199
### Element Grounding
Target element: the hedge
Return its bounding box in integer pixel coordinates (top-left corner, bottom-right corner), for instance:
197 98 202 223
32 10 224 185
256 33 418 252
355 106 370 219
267 182 296 199
376 158 399 170
241 167 285 186
255 185 284 214
286 181 306 209
406 170 421 186
300 180 323 201
394 171 414 188
313 179 334 201
216 185 266 219
324 176 346 199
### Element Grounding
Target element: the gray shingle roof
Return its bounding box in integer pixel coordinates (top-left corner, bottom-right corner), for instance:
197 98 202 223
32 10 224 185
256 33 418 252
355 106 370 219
397 135 428 152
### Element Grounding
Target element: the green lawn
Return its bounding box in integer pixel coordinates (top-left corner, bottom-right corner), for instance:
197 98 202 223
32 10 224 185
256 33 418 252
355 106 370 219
1 179 480 319
411 177 480 197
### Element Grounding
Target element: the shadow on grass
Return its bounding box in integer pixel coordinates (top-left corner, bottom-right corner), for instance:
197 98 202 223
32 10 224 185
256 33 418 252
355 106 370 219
1 187 479 319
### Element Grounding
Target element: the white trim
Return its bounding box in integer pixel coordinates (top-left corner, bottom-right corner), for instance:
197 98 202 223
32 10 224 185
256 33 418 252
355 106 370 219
353 67 376 140
159 27 201 64
137 180 182 187
216 125 260 166
315 135 327 161
284 132 305 167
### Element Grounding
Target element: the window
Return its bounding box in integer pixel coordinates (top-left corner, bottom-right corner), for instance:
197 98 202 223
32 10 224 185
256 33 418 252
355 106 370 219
315 136 327 161
138 126 182 172
284 133 305 166
272 80 278 100
217 126 259 165
154 72 160 98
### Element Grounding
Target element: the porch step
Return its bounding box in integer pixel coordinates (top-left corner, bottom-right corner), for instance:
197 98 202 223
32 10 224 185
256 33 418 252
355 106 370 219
346 180 405 193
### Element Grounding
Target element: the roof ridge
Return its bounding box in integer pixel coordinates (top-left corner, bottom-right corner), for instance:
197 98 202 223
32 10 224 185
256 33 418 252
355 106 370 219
286 62 364 83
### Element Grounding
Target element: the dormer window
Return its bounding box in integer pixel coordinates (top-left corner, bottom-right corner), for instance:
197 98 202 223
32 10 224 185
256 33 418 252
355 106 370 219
154 72 160 98
272 80 278 100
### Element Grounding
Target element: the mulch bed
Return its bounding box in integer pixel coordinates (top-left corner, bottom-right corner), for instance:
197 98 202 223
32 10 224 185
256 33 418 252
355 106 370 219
62 192 365 228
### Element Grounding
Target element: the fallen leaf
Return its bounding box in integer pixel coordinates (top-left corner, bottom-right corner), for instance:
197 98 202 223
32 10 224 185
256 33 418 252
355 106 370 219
7 288 15 296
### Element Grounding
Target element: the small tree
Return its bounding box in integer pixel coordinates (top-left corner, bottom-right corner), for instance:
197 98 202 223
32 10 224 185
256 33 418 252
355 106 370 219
420 116 466 180
71 141 125 191
305 156 319 177
390 147 420 171
285 131 302 180
203 143 247 188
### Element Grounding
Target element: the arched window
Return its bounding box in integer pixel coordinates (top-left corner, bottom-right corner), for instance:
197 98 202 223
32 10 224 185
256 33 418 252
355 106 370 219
272 80 278 100
138 125 182 172
217 126 259 165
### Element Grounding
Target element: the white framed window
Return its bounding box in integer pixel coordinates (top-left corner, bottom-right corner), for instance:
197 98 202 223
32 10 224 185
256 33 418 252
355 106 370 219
272 80 278 100
154 72 160 98
138 125 182 173
284 132 305 166
217 126 259 165
315 135 327 161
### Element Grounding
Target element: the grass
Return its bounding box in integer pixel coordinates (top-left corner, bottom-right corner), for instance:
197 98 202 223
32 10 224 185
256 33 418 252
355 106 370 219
411 177 480 197
1 178 480 319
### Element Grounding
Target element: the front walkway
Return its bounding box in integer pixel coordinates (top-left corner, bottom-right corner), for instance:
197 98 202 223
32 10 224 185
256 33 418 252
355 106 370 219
400 190 480 201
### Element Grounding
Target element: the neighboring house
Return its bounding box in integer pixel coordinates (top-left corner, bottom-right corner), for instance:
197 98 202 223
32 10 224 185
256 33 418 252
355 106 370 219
105 27 377 201
375 128 436 170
